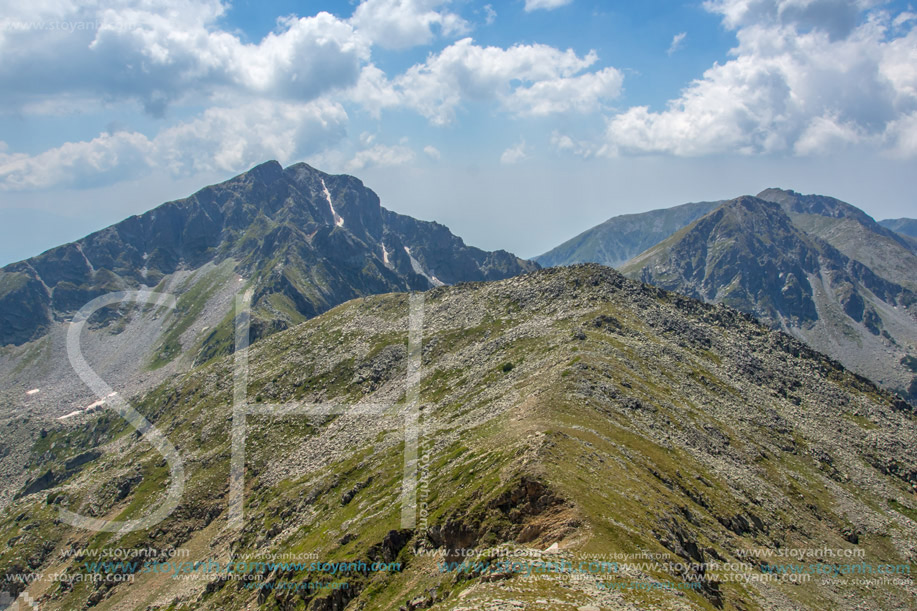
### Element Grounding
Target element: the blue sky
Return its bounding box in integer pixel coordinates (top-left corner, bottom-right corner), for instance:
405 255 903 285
1 0 916 265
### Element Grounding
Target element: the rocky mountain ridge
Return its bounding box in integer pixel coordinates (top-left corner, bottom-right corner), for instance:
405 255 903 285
1 265 915 610
0 161 536 512
619 195 917 402
0 160 536 350
880 218 917 239
537 189 917 403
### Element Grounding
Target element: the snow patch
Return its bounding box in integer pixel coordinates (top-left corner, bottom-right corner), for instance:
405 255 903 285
25 388 40 396
382 242 391 266
321 178 344 227
76 244 95 274
58 392 118 421
404 246 446 287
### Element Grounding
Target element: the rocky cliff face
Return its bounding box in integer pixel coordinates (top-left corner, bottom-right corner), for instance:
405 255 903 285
757 188 917 293
2 265 915 610
0 161 537 352
620 196 917 402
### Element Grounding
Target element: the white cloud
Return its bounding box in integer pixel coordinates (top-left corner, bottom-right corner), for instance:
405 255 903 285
0 100 348 190
0 0 632 190
154 100 349 175
483 4 497 25
524 0 574 12
0 2 368 115
550 131 596 158
884 111 917 157
500 140 528 164
346 144 416 171
504 67 622 116
423 145 441 159
347 64 402 118
350 0 469 50
668 32 687 55
794 114 866 155
702 0 881 39
392 38 621 124
0 131 154 191
893 11 917 29
605 6 917 157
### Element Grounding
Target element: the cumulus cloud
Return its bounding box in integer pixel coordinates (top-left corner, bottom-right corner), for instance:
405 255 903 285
604 3 917 157
0 0 629 191
348 64 402 118
702 0 879 39
350 0 469 49
0 1 367 115
0 100 348 191
500 140 528 164
391 38 622 124
346 143 416 171
525 0 574 12
794 113 866 155
884 111 917 157
155 100 349 175
0 131 155 191
503 67 622 116
668 32 687 55
423 145 441 159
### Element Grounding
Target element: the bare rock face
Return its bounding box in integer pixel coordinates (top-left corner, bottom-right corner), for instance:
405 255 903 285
620 196 917 403
0 160 537 353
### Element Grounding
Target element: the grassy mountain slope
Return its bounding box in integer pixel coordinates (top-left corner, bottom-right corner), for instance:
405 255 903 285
2 265 915 610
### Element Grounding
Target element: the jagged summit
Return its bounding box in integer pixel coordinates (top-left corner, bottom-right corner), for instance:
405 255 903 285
0 161 537 349
621 194 917 401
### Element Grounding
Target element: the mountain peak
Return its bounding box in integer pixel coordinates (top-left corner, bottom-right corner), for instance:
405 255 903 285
728 194 782 210
243 159 285 184
756 187 876 223
0 162 537 349
755 187 797 202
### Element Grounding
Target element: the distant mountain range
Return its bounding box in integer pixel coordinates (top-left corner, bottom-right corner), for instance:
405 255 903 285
535 200 722 268
880 217 917 238
539 189 917 402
